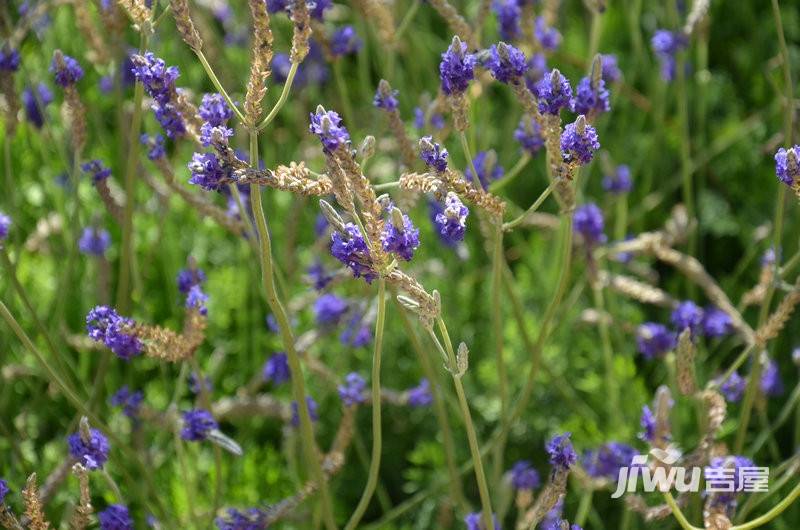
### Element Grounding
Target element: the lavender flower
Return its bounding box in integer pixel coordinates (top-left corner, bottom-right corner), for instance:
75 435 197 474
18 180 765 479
330 223 376 282
465 150 504 189
465 512 501 530
583 442 637 481
188 372 213 395
602 164 632 194
340 313 372 347
671 300 703 334
177 267 206 294
760 358 783 397
68 427 110 470
78 227 111 256
509 460 540 490
560 116 600 165
600 54 621 82
573 203 606 245
651 30 687 81
572 76 610 116
485 43 528 84
0 479 8 503
373 84 399 111
439 37 476 95
291 397 319 427
81 159 112 182
414 107 445 131
199 92 233 126
186 285 208 315
339 372 367 406
22 83 53 128
181 409 218 441
493 0 521 40
140 133 166 160
774 145 800 186
86 306 142 360
98 504 134 530
534 17 561 51
331 26 362 57
314 293 349 326
639 405 656 442
514 117 544 155
308 260 334 290
434 192 469 244
546 432 577 472
110 386 143 418
718 371 746 402
215 508 266 530
636 322 676 359
0 48 20 71
524 53 548 91
309 107 351 151
51 54 83 87
702 306 733 338
152 101 186 138
188 152 229 191
420 136 448 172
536 69 572 115
381 209 420 261
263 352 291 384
131 52 178 104
407 378 432 407
0 212 9 241
704 456 757 513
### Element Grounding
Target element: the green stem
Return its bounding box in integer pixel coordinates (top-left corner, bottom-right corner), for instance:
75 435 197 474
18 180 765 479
490 220 507 485
731 481 800 530
489 154 530 193
258 62 299 131
345 278 387 530
592 280 621 429
662 492 701 530
434 318 495 530
395 0 421 39
502 184 553 231
459 131 480 183
575 488 594 527
248 130 337 529
332 61 356 128
195 50 247 124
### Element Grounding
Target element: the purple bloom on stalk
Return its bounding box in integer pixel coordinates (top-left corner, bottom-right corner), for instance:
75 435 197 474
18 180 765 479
534 17 561 50
651 30 687 81
81 159 112 182
215 508 266 530
760 358 783 397
177 267 206 294
86 306 142 360
702 306 733 338
639 405 655 442
309 107 351 152
583 442 637 481
514 117 544 155
263 352 290 384
0 479 8 503
486 43 528 84
373 85 399 111
130 52 178 104
705 456 757 513
493 0 521 40
78 227 111 256
561 117 600 165
110 386 143 418
671 300 703 334
465 151 504 189
0 212 9 241
420 137 448 172
188 152 229 191
509 460 541 491
152 101 186 138
51 54 83 86
718 371 746 402
331 26 362 57
414 108 444 131
340 313 372 347
140 133 166 160
199 93 233 126
602 164 632 194
524 53 548 91
308 260 334 290
0 48 20 71
540 499 564 530
573 203 606 245
99 75 114 93
181 409 217 441
465 512 501 530
98 504 134 530
407 378 432 407
339 372 367 406
439 37 476 95
68 428 110 470
186 285 208 315
536 69 572 115
331 223 376 282
546 432 577 472
381 210 420 261
775 146 800 186
636 322 676 359
314 293 349 326
291 397 319 427
22 83 53 128
434 192 469 244
572 76 610 116
600 54 621 82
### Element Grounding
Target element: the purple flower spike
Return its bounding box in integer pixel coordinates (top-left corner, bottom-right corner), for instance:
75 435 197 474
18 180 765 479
0 479 9 503
534 17 561 51
509 460 540 491
671 301 703 334
639 405 655 442
651 30 687 81
82 160 112 182
309 107 351 152
572 76 610 116
718 371 747 402
439 36 476 95
0 48 20 72
464 512 501 530
560 116 600 165
775 146 800 186
22 83 53 128
68 427 110 470
110 385 144 418
188 152 229 191
760 358 784 397
536 69 572 115
702 306 733 338
420 136 448 172
177 267 206 294
407 378 432 407
78 227 111 256
600 54 621 82
373 81 400 111
181 409 218 441
51 54 83 87
486 43 528 84
381 208 420 261
98 504 134 530
602 164 632 194
314 293 349 326
140 133 166 160
263 352 291 384
331 26 362 57
546 432 577 472
291 397 319 427
514 117 544 155
583 442 637 481
338 372 367 407
493 0 521 40
86 306 142 360
331 223 376 282
185 285 208 315
573 203 606 245
434 192 469 244
636 322 676 359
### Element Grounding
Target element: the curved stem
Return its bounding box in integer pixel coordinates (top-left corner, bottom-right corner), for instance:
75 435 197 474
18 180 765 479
458 131 480 183
490 154 530 193
345 278 387 530
731 481 800 530
502 184 553 231
258 62 299 131
195 50 246 124
662 492 701 530
490 220 507 484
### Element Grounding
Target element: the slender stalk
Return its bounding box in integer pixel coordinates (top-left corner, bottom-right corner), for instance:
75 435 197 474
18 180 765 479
490 220 507 485
730 481 800 530
459 131 480 183
489 154 530 193
662 492 701 530
395 0 421 39
502 184 553 231
345 278 387 530
174 427 200 528
195 50 247 123
575 488 594 527
116 31 149 313
332 61 356 128
257 62 299 131
587 8 603 64
433 318 495 530
247 130 336 529
591 280 621 429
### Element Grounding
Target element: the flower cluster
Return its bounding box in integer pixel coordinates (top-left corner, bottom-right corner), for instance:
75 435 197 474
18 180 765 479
514 117 544 155
78 227 111 256
560 116 600 165
651 30 688 81
199 93 234 147
309 107 351 152
546 432 577 472
572 76 610 116
602 164 632 194
263 352 291 384
177 267 206 294
186 284 209 315
330 223 376 282
338 372 367 406
181 409 218 441
67 427 110 470
718 371 747 402
381 209 420 261
535 17 561 51
775 145 800 186
373 82 399 111
86 306 142 360
493 0 520 40
110 386 144 418
140 133 166 160
536 69 573 115
636 323 677 359
406 378 432 407
81 159 112 182
331 26 362 57
573 203 606 245
439 37 476 95
188 151 230 191
419 137 448 173
98 504 134 530
51 54 83 87
670 300 704 334
433 193 469 244
485 43 528 84
308 260 334 290
215 508 267 530
130 53 186 138
0 48 20 72
22 83 53 128
340 312 372 347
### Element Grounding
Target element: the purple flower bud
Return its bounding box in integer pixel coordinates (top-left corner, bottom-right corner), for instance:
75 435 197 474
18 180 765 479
702 306 733 338
572 76 610 116
485 43 528 84
263 352 291 385
81 159 112 182
0 48 20 72
602 164 632 194
465 150 504 190
177 267 206 294
330 223 376 282
188 152 229 191
0 212 12 241
308 260 334 290
110 386 143 418
98 504 134 530
509 460 540 490
651 30 687 82
464 512 501 530
338 372 367 406
51 54 83 87
373 83 399 111
331 26 362 57
775 145 800 186
68 427 110 470
536 69 572 115
140 133 166 160
636 322 676 359
670 300 703 334
0 479 9 503
86 306 142 360
340 313 372 347
419 136 448 172
534 17 561 51
546 432 577 472
573 203 606 245
560 116 600 165
718 371 747 402
434 192 469 244
314 293 349 326
186 285 208 315
78 227 111 256
309 107 351 152
514 117 544 155
22 83 53 128
439 37 476 95
181 409 218 441
600 54 621 82
199 93 233 126
291 397 319 427
493 0 521 40
639 405 655 442
583 442 637 481
406 378 432 407
131 52 179 104
215 508 266 530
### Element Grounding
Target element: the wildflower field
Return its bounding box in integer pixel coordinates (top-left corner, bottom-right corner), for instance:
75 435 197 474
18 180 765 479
1 0 800 528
